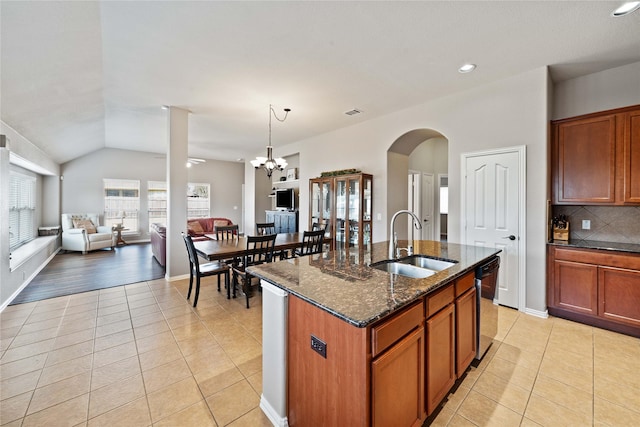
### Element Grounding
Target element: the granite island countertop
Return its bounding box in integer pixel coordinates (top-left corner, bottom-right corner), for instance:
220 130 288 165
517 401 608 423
247 240 500 328
548 239 640 254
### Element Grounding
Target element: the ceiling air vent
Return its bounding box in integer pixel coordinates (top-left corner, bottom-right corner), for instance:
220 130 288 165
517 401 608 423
344 108 363 116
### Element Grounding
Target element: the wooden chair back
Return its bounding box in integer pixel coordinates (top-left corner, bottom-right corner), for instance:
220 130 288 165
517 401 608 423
296 229 325 256
256 222 276 235
215 224 238 240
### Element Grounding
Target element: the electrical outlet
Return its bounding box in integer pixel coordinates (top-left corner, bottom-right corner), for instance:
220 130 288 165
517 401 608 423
582 220 591 230
310 335 327 358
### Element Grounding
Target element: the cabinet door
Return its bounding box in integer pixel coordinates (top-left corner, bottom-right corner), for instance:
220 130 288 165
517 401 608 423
455 287 477 378
553 260 598 315
623 110 640 203
372 327 425 427
598 267 640 327
554 115 616 203
426 304 455 415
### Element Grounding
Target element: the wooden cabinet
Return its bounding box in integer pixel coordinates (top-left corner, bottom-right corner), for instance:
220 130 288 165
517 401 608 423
547 245 640 337
455 286 477 377
553 260 598 316
623 109 640 203
551 104 640 205
599 267 640 328
426 302 455 415
371 301 425 426
309 173 372 250
287 270 482 425
265 210 298 233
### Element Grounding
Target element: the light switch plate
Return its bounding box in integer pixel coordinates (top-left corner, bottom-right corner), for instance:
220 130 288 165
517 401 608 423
582 220 591 230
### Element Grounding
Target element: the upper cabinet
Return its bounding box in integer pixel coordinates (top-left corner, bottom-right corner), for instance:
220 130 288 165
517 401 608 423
551 105 640 205
623 109 640 203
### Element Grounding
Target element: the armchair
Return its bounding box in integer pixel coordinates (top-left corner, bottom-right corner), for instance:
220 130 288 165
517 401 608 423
61 213 115 254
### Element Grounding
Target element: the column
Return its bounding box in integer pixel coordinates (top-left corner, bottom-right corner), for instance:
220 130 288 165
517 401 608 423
165 106 189 279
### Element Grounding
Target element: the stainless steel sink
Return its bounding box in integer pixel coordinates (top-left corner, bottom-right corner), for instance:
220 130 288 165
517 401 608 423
372 261 437 279
370 255 457 279
398 255 457 271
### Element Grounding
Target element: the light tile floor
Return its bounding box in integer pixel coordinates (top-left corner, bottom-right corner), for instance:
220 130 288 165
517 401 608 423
1 277 639 426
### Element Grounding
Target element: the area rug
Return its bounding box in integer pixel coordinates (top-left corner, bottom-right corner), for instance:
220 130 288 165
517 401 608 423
10 243 165 305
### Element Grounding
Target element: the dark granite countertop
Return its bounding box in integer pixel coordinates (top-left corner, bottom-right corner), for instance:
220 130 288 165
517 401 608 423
548 239 640 254
247 240 500 328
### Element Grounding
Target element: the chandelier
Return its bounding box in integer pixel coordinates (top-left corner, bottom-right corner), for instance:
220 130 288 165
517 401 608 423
251 104 291 178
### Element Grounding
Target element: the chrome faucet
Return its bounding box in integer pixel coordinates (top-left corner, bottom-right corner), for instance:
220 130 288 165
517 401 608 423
389 210 422 259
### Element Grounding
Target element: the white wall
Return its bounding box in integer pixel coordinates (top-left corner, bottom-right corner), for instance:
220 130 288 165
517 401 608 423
0 122 60 308
273 67 550 313
553 61 640 119
61 148 244 241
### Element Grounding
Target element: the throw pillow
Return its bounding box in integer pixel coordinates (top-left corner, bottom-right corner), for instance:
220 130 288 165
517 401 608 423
73 218 97 234
187 220 205 235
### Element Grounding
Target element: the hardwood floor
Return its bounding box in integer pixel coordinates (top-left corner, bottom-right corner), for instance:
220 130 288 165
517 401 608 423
10 243 165 305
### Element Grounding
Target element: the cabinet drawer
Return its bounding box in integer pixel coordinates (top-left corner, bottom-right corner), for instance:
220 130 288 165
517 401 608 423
554 247 640 270
372 300 424 357
426 284 454 318
455 271 475 296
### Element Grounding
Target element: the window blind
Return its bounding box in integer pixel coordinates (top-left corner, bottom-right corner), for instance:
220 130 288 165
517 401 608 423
9 172 36 250
104 178 140 231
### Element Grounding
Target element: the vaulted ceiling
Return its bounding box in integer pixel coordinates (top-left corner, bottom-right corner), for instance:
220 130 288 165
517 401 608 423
2 1 639 164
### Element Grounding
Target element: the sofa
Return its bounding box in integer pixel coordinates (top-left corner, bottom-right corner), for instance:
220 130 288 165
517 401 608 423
61 213 116 254
151 218 233 267
187 217 234 241
150 223 166 267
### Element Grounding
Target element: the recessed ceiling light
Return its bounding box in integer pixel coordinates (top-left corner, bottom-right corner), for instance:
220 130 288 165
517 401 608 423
458 63 477 73
611 1 640 16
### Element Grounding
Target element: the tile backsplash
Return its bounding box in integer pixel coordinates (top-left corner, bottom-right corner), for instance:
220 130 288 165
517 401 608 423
552 205 640 245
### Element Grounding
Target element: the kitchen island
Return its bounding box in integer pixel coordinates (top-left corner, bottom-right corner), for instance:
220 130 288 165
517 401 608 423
247 240 500 427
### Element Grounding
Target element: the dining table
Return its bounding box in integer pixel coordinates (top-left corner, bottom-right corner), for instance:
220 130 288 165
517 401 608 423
193 232 304 261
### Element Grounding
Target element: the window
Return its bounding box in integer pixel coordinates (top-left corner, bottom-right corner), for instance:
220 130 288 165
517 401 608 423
439 175 449 214
187 183 210 218
148 181 167 231
146 181 210 228
104 179 140 231
9 172 36 250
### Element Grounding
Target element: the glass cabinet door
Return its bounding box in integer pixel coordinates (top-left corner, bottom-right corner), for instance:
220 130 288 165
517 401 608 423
348 178 360 247
363 176 372 247
311 181 321 226
335 179 347 248
321 180 332 241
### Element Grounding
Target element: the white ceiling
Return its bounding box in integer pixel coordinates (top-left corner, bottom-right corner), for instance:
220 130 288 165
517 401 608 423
2 1 639 164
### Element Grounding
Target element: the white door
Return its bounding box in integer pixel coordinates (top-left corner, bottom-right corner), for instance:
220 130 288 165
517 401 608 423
463 147 524 309
421 173 434 240
408 172 434 240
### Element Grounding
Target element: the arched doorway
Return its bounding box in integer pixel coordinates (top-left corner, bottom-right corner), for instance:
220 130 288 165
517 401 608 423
387 129 449 241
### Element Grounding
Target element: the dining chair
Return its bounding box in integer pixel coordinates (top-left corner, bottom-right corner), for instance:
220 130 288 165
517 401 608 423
312 222 327 231
215 224 239 240
256 222 276 235
231 233 277 308
295 229 325 256
182 232 230 305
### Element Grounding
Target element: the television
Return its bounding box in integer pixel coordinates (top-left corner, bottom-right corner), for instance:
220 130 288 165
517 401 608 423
275 188 295 211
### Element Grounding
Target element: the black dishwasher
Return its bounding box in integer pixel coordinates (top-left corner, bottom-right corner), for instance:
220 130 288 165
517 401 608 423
475 256 500 360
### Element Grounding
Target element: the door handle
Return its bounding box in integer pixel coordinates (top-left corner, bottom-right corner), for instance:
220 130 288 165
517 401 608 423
502 235 516 241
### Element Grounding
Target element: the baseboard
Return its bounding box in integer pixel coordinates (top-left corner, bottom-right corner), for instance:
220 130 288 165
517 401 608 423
525 307 548 319
260 395 289 427
1 247 60 312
